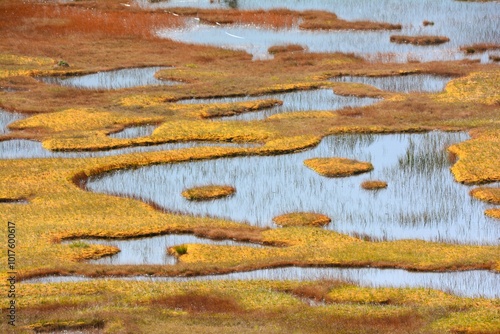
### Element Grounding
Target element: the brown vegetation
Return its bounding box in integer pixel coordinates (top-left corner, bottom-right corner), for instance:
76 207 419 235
361 180 388 190
182 185 236 201
268 44 305 54
460 43 500 54
151 293 244 314
390 35 450 45
272 212 332 227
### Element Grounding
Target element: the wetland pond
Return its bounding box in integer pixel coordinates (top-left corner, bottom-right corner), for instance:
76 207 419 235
87 131 499 245
23 268 499 299
38 66 177 90
155 0 499 62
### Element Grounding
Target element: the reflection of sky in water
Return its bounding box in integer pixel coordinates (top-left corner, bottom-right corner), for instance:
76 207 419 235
179 89 379 121
62 234 263 265
109 125 158 139
153 0 499 62
22 267 499 298
87 132 500 245
38 67 177 90
0 140 257 160
0 109 25 135
329 75 452 93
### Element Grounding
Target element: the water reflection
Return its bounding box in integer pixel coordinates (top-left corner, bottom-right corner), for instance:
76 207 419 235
0 109 25 135
22 267 499 298
38 67 177 90
179 89 379 121
153 0 499 63
87 132 499 245
329 75 452 93
109 125 158 139
63 234 263 265
0 140 258 160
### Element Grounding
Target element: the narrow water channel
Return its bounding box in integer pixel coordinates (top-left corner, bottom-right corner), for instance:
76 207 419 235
38 66 177 90
22 267 499 299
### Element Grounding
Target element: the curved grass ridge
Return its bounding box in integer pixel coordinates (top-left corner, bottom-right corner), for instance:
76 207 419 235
304 157 373 177
182 185 236 201
272 212 331 227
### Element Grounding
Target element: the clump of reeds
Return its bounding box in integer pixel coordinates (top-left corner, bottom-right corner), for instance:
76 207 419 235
304 158 373 177
181 185 235 201
272 212 331 227
361 180 388 190
390 35 450 45
422 20 434 26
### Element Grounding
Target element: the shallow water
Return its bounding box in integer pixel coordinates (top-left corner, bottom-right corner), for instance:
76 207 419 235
179 88 379 121
329 75 452 93
38 67 177 90
109 125 158 139
22 267 499 298
0 109 25 135
63 234 263 265
0 140 258 160
154 0 499 62
87 131 499 245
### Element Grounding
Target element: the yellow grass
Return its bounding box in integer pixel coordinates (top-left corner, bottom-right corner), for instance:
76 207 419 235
361 180 388 190
272 212 331 227
182 185 236 201
304 158 374 177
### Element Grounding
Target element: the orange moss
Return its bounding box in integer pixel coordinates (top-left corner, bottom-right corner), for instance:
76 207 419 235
470 187 500 205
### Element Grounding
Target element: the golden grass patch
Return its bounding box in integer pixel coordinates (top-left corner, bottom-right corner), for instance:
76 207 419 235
182 185 236 201
304 158 374 177
435 70 500 105
361 180 388 190
272 212 331 227
485 209 500 220
470 187 500 205
449 129 500 184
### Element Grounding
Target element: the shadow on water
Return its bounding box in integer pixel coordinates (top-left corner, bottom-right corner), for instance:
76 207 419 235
22 267 499 299
153 0 499 63
0 140 259 160
63 234 263 265
179 89 379 121
87 131 500 245
37 67 178 90
329 75 452 93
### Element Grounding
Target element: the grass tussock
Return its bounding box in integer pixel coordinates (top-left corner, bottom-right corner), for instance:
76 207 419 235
304 158 374 177
485 208 500 220
361 180 388 190
272 212 331 227
460 43 500 54
28 319 104 333
182 185 236 201
390 35 450 45
470 187 500 205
